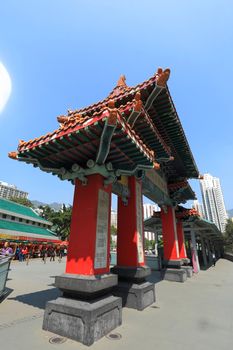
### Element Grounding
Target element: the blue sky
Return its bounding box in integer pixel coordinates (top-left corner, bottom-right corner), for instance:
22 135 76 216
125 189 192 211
0 1 232 209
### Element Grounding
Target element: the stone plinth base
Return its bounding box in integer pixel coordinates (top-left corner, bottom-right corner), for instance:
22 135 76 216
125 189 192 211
43 295 122 346
161 268 187 283
182 258 190 265
111 266 151 282
112 281 155 311
163 260 183 268
55 273 117 299
181 266 193 278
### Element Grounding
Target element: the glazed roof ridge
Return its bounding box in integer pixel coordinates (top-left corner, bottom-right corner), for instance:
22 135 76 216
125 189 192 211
176 207 200 218
67 71 160 117
16 69 170 152
152 207 200 218
17 99 138 152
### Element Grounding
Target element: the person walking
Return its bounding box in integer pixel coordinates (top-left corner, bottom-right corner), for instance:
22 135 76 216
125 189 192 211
18 246 24 262
22 246 28 262
49 246 55 262
15 246 20 260
58 246 64 263
41 246 47 264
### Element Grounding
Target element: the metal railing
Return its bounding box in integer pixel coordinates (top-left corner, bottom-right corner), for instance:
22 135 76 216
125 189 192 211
0 256 11 301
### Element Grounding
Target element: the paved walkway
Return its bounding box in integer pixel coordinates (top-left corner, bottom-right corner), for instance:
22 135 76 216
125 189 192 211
1 258 233 350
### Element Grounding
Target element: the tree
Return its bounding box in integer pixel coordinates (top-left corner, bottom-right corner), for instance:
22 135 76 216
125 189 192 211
223 219 233 252
111 225 117 235
9 197 34 207
144 238 151 251
39 205 54 219
158 236 163 248
144 238 156 251
39 204 72 240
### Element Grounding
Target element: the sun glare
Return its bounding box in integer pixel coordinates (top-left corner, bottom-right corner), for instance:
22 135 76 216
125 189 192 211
0 62 12 113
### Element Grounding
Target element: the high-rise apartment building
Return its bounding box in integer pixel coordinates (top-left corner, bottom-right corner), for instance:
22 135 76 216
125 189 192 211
0 181 28 200
111 209 117 228
200 174 228 232
193 199 204 218
143 203 159 220
143 203 160 241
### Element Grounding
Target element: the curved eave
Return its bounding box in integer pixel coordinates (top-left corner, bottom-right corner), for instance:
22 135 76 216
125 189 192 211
14 113 155 174
170 183 196 203
183 218 222 237
12 70 199 182
150 88 199 179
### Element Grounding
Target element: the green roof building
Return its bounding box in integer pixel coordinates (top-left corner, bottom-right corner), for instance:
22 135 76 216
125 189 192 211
0 198 60 243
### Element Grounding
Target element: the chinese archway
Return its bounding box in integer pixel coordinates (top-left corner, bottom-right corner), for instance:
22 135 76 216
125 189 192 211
9 68 199 345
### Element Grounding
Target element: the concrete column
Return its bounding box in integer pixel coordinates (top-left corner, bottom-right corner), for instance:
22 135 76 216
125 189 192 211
214 242 218 258
206 239 213 264
154 231 158 257
200 235 208 268
117 176 145 268
43 174 122 345
216 243 221 259
112 176 155 310
190 229 200 273
66 174 112 275
176 220 188 259
160 206 182 267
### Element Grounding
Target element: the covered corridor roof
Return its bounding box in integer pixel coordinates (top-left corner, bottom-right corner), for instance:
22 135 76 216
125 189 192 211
144 208 222 239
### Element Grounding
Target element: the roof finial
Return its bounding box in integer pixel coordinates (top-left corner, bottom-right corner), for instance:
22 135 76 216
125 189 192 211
117 75 127 87
156 68 170 87
8 151 18 160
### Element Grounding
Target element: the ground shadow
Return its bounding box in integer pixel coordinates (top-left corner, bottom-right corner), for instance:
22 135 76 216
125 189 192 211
147 271 163 284
223 253 233 262
0 287 13 303
7 287 61 309
200 263 213 271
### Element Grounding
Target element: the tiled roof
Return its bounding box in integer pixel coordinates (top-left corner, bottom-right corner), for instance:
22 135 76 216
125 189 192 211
152 207 200 219
168 180 196 202
176 207 200 219
9 68 199 183
168 180 189 192
0 198 48 222
0 219 57 237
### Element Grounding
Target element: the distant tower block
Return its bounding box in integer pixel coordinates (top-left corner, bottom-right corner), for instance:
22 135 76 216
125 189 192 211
200 173 228 232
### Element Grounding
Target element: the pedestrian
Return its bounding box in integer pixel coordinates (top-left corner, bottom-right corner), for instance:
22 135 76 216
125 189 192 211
41 246 47 264
15 246 20 260
58 246 64 263
212 251 216 266
25 246 32 265
49 246 55 262
18 246 24 262
22 246 28 262
0 242 14 257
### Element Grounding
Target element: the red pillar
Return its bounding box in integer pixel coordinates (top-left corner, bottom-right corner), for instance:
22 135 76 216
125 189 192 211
160 206 180 262
117 176 145 267
176 220 187 259
66 174 112 275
